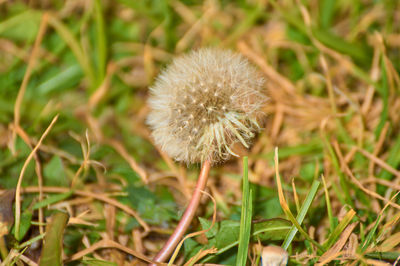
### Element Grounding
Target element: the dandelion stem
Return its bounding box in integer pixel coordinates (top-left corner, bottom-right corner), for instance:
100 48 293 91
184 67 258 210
151 160 211 264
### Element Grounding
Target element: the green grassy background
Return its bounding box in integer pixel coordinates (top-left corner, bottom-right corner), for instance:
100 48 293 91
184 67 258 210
0 0 400 265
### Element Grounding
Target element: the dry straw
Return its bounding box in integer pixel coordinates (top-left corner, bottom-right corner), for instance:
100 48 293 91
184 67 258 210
147 48 267 164
147 48 266 264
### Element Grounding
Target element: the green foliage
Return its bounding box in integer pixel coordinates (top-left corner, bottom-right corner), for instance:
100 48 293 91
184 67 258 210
282 179 321 250
189 218 291 263
125 185 178 224
0 0 399 264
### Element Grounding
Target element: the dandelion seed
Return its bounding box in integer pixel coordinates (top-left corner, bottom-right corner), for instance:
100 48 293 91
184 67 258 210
147 48 267 164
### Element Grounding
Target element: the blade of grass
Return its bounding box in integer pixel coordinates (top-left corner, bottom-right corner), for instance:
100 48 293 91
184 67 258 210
322 135 352 207
17 233 46 249
94 0 107 84
200 219 292 263
318 222 358 264
236 156 253 266
161 0 176 51
379 231 400 252
360 214 383 253
377 134 400 183
269 0 370 63
47 14 96 87
319 0 336 28
224 2 266 45
320 55 354 145
0 10 41 35
282 179 320 250
322 209 356 249
274 148 325 252
374 56 389 138
256 139 323 160
313 28 370 63
39 211 69 266
360 192 400 252
365 251 400 261
292 179 300 213
14 115 59 240
33 191 73 210
37 64 83 95
321 175 335 233
12 12 49 154
268 0 375 85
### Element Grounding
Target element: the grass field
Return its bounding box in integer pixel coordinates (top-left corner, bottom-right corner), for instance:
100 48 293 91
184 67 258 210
0 0 400 265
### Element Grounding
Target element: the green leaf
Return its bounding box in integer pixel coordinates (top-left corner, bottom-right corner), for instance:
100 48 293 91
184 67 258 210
184 238 203 261
111 166 140 185
215 220 240 249
125 185 178 224
199 217 218 239
300 163 317 182
12 210 32 241
43 156 68 187
39 211 69 266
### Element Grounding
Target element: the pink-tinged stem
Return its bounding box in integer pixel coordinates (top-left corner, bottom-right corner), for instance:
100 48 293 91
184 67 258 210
151 160 211 265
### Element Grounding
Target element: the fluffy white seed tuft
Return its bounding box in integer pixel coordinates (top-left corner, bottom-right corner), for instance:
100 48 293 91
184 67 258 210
147 48 267 164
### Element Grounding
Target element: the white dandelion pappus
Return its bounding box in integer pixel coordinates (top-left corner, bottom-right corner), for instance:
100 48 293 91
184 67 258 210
147 48 267 164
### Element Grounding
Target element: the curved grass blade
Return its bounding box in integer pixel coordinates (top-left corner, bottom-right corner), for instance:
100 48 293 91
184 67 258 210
39 211 69 266
281 179 320 250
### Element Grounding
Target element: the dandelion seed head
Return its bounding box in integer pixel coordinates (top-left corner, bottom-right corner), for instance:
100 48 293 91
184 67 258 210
147 48 267 164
